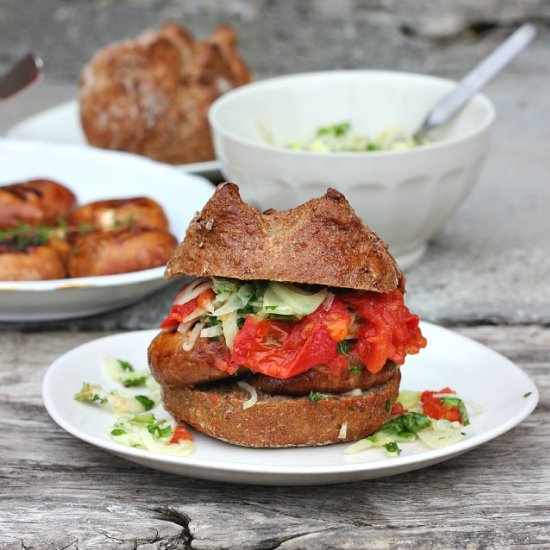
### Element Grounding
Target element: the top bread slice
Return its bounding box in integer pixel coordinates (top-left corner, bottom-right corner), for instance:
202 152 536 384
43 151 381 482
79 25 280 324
165 183 404 293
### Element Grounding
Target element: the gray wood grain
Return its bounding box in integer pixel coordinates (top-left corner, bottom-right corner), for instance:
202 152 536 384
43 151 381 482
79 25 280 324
0 327 548 549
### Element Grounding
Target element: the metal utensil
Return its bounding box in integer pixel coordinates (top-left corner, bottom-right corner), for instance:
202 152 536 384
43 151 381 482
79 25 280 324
415 24 536 140
0 53 43 100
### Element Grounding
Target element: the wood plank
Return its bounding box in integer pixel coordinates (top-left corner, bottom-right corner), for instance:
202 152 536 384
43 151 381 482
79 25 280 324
1 327 548 549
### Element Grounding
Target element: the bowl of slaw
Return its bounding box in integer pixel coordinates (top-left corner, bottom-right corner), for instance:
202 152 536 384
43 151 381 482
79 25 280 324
209 70 495 269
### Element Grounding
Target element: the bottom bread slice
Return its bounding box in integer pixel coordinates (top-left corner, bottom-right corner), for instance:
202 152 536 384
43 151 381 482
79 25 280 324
161 369 401 448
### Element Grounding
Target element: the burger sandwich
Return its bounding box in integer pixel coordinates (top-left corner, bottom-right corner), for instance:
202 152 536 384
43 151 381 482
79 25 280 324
148 183 426 447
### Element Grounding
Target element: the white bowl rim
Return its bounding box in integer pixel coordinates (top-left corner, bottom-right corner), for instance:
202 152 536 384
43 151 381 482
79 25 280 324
208 69 496 158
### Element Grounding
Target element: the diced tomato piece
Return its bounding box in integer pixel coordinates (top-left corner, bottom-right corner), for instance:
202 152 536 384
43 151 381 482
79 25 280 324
170 425 193 444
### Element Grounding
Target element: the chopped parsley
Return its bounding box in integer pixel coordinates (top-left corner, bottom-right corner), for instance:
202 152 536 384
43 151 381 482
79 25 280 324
74 383 108 405
380 412 431 440
383 441 401 455
147 419 173 439
337 340 352 355
309 391 324 403
385 399 391 412
523 391 533 398
317 122 351 137
135 395 155 411
348 364 363 376
117 359 135 372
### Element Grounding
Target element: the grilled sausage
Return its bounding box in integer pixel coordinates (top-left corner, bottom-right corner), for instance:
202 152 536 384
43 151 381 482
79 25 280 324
148 330 242 387
247 362 397 396
0 238 69 280
0 179 77 228
67 228 176 277
69 197 169 232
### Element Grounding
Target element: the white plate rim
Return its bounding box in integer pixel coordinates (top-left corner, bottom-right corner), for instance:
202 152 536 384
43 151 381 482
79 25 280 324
5 100 222 175
42 322 539 477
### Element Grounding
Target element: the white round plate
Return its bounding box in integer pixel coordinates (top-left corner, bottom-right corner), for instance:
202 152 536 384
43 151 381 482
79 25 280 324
6 100 222 177
0 138 214 321
42 322 538 486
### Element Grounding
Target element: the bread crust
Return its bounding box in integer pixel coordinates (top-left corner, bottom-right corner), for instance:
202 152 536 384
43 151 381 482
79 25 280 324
165 183 404 292
162 370 400 448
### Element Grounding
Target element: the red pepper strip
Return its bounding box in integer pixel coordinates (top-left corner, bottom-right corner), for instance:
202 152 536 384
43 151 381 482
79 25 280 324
231 299 351 379
160 288 215 330
420 388 462 422
170 425 193 444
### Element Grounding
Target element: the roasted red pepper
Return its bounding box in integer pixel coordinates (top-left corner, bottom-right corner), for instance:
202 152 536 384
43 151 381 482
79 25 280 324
420 388 462 423
231 299 351 379
340 290 426 373
170 425 193 444
160 288 215 330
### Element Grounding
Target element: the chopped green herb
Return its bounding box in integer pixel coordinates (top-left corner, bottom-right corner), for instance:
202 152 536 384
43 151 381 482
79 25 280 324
348 364 363 376
264 305 278 311
74 383 108 405
337 340 352 355
523 391 533 398
385 399 391 412
309 391 324 403
316 122 351 137
117 359 135 372
383 441 401 455
135 395 155 411
130 412 155 424
440 397 470 426
122 375 148 388
367 435 378 443
147 420 173 439
380 412 431 438
205 316 221 327
111 428 127 436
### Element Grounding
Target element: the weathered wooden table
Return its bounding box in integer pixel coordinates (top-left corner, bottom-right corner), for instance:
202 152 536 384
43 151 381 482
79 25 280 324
2 62 550 547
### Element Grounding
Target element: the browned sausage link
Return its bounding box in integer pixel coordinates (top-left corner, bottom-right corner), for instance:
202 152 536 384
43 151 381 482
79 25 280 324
67 228 177 277
247 362 398 396
69 197 169 232
148 331 242 387
0 239 69 281
0 179 77 228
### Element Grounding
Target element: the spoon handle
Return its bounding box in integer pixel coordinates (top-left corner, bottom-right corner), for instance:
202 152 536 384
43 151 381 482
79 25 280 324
420 24 536 134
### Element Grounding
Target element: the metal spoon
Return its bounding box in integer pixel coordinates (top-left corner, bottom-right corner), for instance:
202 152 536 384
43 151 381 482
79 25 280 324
415 24 537 140
0 53 43 100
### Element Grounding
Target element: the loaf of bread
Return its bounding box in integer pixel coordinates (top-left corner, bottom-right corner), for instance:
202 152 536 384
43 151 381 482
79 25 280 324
79 23 251 164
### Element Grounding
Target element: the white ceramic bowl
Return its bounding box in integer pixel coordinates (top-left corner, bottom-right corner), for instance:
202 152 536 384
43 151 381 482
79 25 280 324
209 71 495 269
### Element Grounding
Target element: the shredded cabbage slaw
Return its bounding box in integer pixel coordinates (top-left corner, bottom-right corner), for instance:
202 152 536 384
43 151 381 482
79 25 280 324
74 357 194 456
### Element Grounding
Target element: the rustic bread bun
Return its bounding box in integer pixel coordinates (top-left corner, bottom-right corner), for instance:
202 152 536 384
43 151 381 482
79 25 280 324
162 370 400 448
79 23 251 165
165 183 404 293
